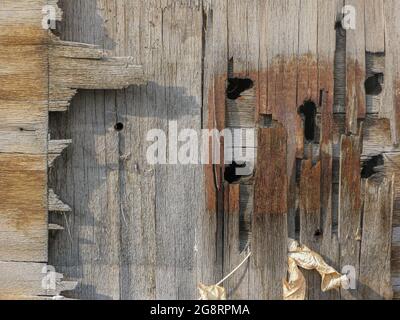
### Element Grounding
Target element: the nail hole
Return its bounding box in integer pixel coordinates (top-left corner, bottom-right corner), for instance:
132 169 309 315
227 78 254 100
298 101 317 142
361 154 384 179
365 73 384 96
314 229 322 237
114 122 124 131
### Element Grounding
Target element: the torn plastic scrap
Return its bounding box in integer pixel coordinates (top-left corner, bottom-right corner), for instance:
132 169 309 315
284 239 350 300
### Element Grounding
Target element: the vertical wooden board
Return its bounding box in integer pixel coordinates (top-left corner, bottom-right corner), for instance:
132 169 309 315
251 127 287 300
383 0 400 145
299 160 321 300
116 0 157 300
202 0 228 288
359 178 394 300
0 155 47 262
153 3 203 300
317 2 342 300
338 134 362 300
345 0 366 134
225 0 260 299
223 184 250 299
265 0 300 238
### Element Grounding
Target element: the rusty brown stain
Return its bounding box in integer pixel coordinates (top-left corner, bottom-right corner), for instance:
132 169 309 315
300 160 321 213
346 59 366 134
340 134 362 214
224 184 240 214
254 126 288 215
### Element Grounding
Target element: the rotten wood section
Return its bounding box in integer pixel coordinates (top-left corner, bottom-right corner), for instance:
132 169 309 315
0 0 145 299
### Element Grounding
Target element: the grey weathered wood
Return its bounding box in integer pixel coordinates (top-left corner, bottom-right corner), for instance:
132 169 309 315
359 177 394 300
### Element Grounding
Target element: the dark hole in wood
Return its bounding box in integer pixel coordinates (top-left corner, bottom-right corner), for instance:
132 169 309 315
114 122 124 131
224 161 247 184
314 229 322 237
365 73 384 95
227 78 254 100
361 154 384 179
298 101 317 142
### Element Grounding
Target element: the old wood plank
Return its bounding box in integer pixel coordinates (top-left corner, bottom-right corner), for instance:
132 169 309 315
338 133 362 300
223 184 250 299
202 0 228 289
345 0 366 134
251 126 287 300
299 160 322 300
383 0 400 145
317 0 343 300
359 177 394 300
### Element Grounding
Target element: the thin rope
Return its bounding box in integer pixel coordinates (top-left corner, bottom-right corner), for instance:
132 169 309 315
216 251 252 286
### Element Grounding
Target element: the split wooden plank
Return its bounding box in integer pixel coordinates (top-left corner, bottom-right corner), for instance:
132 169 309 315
299 160 322 300
338 133 362 300
48 139 72 167
359 177 394 300
382 0 400 145
49 39 145 112
48 189 71 212
251 126 287 300
345 0 366 134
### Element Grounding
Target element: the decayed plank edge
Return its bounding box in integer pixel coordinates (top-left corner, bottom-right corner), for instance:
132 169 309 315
48 139 71 167
48 189 71 212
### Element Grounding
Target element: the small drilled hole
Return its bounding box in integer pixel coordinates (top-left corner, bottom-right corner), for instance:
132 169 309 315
114 123 124 131
365 73 384 95
227 78 254 100
314 229 322 237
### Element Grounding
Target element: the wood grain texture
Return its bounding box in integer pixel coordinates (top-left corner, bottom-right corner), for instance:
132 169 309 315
251 126 287 300
338 133 362 300
359 177 394 300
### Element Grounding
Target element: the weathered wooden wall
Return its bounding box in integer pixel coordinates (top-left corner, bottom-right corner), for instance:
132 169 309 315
2 0 400 300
